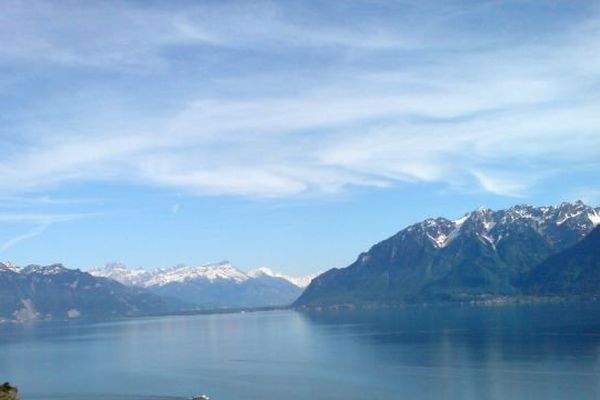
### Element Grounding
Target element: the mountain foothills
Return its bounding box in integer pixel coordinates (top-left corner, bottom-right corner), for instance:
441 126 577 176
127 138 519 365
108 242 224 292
1 201 599 321
522 225 600 296
0 263 174 322
295 201 600 307
89 262 308 309
0 262 310 322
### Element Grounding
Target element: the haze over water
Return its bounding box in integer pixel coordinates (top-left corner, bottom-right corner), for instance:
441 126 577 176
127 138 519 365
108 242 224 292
1 304 599 400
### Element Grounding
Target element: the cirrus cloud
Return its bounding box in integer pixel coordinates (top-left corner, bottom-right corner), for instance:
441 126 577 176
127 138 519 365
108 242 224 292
0 0 598 200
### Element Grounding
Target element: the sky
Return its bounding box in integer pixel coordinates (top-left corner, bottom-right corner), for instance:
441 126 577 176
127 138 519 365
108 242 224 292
0 0 599 275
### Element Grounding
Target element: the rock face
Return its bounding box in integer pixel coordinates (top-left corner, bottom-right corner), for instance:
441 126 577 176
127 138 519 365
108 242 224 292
295 201 600 307
0 383 19 400
0 264 177 321
90 262 305 309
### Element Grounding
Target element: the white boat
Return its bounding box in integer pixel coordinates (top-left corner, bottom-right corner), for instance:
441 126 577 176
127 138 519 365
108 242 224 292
192 395 210 400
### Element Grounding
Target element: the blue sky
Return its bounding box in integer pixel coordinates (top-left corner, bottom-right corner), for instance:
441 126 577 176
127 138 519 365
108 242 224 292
1 0 599 275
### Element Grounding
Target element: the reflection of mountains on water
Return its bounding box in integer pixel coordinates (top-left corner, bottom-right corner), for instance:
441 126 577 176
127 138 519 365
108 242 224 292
297 303 600 366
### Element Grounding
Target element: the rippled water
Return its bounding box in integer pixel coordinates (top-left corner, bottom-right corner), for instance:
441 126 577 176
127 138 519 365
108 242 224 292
1 304 599 400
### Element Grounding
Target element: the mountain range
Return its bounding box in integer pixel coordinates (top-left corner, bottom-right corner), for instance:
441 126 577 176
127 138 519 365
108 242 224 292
2 201 598 321
0 261 313 322
295 201 600 307
0 263 176 322
89 262 310 309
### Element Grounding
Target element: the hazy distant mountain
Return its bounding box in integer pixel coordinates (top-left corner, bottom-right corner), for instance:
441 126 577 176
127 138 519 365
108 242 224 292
522 226 600 296
87 263 153 287
247 267 318 288
90 262 307 308
295 201 600 307
0 263 175 322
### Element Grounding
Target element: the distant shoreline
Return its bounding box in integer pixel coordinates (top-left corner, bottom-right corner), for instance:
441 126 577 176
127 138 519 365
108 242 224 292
293 295 600 311
0 305 292 324
2 296 599 324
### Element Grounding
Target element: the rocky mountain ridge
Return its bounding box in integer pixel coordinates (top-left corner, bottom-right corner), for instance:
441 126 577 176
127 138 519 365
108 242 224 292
89 261 309 308
295 201 600 307
89 262 314 288
0 263 176 322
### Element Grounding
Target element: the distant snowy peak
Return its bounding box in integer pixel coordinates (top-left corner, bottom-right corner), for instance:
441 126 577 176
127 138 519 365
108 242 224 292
1 263 79 275
414 201 599 249
144 262 248 287
88 263 152 286
24 264 68 275
286 274 318 289
247 267 279 278
0 261 21 273
248 267 317 288
588 208 600 226
1 263 70 275
90 261 248 287
89 262 315 288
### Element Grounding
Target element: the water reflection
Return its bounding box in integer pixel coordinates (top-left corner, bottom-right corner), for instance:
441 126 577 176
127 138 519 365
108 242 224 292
1 305 599 400
298 304 600 400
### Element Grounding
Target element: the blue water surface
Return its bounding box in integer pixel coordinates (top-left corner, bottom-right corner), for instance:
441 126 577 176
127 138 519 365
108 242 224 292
1 304 599 400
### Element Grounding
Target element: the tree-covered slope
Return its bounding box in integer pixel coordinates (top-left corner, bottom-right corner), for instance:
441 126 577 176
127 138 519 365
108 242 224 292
295 202 600 307
522 226 600 296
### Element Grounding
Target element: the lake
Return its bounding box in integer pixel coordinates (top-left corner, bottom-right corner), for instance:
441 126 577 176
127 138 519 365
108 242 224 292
1 304 599 400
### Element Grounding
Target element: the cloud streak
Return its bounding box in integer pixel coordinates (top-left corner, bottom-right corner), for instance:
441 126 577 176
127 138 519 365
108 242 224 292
0 224 49 253
0 1 599 199
0 212 96 224
0 212 97 253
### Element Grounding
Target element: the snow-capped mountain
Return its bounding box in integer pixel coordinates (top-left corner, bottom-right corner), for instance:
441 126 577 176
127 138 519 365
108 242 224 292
0 262 21 273
0 263 176 321
247 267 318 288
1 262 74 276
20 263 71 275
88 263 152 286
296 201 600 307
413 200 600 251
144 262 249 286
90 261 314 289
89 262 312 308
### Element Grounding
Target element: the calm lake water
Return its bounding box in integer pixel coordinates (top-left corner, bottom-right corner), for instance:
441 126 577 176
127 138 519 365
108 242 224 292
1 304 599 400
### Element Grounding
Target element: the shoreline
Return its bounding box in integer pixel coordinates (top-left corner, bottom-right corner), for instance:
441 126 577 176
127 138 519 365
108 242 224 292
2 296 599 324
293 295 600 311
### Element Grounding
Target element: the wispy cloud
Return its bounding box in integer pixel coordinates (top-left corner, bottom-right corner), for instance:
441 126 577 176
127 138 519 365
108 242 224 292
0 196 101 207
0 212 97 253
0 212 97 224
0 224 49 252
0 1 598 199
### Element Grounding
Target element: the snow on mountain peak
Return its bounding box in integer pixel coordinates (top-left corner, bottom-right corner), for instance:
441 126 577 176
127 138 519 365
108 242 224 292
420 201 598 250
89 262 316 289
89 263 152 286
247 267 317 288
453 214 469 226
427 233 448 248
1 263 71 275
247 267 277 278
287 274 318 289
142 262 249 287
589 209 600 226
0 262 21 273
22 264 68 275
